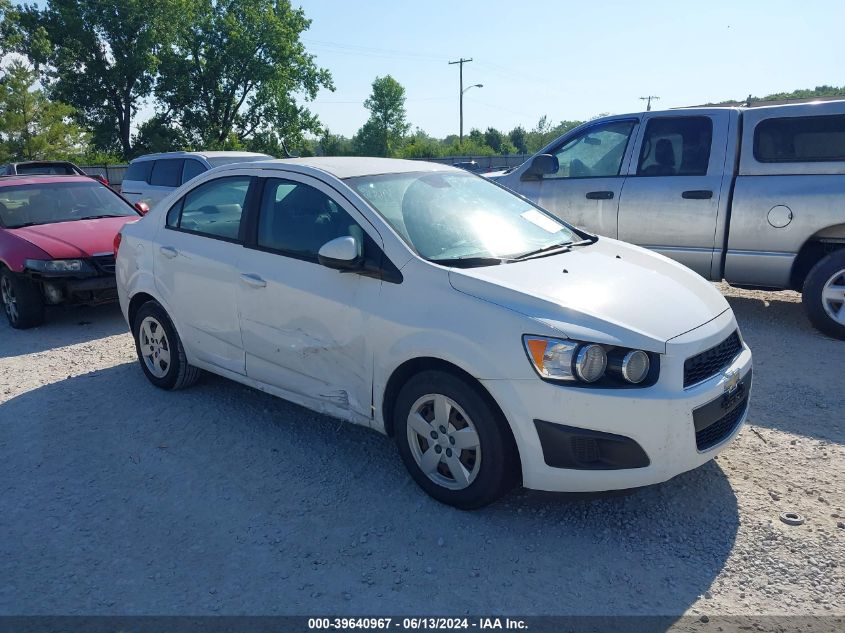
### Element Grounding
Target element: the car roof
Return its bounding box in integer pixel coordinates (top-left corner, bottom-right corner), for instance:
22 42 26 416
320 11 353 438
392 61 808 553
129 151 270 163
215 157 460 179
0 174 95 187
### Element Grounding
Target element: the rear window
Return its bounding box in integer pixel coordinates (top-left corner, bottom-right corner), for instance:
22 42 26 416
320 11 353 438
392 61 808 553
150 159 184 187
125 160 154 183
15 163 78 175
754 114 845 163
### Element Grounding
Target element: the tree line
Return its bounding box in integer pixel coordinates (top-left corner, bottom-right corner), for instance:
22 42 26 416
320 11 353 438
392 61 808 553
0 0 843 164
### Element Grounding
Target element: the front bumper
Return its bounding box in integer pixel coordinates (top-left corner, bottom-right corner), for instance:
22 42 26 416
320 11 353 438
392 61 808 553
482 310 753 492
28 273 118 306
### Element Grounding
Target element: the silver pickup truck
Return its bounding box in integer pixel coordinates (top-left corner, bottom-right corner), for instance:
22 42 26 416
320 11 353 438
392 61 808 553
491 100 845 339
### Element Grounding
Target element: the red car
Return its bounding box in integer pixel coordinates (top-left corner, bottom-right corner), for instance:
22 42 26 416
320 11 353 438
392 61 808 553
0 175 147 329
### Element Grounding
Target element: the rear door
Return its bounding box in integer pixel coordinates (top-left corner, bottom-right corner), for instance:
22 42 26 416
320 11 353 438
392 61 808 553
617 111 731 277
154 173 256 374
508 118 639 237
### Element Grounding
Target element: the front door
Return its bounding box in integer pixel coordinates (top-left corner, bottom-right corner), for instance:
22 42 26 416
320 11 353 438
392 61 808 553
511 118 639 238
236 175 382 422
617 111 730 277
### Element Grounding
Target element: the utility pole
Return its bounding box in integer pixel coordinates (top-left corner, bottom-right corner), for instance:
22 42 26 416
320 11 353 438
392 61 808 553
449 58 472 143
639 95 660 111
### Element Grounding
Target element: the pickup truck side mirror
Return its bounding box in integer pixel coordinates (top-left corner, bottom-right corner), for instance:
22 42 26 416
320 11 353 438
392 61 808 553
521 154 559 181
318 235 363 271
134 201 150 215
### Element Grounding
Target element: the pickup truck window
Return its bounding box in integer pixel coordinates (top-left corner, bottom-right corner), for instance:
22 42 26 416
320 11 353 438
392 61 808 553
754 114 845 163
637 117 712 177
548 120 635 179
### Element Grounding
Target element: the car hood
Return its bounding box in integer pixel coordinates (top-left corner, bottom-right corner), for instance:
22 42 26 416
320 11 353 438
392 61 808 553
448 238 730 352
8 216 136 259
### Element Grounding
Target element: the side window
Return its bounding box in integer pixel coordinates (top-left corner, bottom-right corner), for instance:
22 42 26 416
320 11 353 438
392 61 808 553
150 159 184 187
754 114 845 163
168 176 251 241
257 178 364 261
124 160 153 183
637 117 713 177
549 120 635 179
182 159 206 184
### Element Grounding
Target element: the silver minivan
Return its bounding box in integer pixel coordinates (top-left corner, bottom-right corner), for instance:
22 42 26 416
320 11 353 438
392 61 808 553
120 151 272 207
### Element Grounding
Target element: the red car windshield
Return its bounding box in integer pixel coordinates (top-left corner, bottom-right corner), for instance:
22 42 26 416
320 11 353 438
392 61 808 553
0 181 136 229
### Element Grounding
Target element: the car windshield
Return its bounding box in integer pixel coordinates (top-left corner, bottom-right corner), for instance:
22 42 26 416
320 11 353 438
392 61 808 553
0 181 136 228
347 171 578 264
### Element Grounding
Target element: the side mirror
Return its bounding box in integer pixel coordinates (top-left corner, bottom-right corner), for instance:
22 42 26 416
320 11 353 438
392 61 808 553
135 201 150 216
520 154 559 181
318 235 362 271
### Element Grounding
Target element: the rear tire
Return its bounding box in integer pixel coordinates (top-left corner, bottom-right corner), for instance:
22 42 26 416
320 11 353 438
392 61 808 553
132 301 201 389
0 268 44 329
802 250 845 340
394 370 518 509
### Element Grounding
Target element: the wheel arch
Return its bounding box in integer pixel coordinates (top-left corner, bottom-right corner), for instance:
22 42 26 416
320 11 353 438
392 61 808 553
127 291 160 329
790 227 845 290
380 356 523 479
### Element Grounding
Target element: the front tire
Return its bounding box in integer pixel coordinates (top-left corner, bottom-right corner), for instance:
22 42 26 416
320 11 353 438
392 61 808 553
0 268 44 329
394 370 518 509
803 250 845 340
132 301 201 389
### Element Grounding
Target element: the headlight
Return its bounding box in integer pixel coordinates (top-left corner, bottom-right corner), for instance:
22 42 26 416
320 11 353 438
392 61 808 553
620 350 650 384
523 335 656 387
574 344 607 382
24 259 93 274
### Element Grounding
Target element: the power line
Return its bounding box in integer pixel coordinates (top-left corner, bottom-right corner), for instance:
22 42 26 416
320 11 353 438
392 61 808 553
640 95 660 111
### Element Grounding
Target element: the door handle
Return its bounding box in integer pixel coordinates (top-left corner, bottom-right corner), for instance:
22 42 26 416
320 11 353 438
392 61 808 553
682 190 713 200
586 191 614 200
240 273 267 288
159 246 178 259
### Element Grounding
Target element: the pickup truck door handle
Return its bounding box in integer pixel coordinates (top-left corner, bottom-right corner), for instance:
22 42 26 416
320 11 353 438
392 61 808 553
682 190 713 200
585 191 614 200
239 273 267 289
159 246 178 259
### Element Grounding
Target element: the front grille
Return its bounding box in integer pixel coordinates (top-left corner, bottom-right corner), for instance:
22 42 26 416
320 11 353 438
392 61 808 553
695 396 748 451
683 331 742 388
91 255 116 275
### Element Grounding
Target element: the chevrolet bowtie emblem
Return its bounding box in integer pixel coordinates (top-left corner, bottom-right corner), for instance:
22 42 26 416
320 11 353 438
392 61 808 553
723 369 741 395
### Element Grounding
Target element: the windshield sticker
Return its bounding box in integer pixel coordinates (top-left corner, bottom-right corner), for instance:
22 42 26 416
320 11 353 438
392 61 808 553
521 209 563 233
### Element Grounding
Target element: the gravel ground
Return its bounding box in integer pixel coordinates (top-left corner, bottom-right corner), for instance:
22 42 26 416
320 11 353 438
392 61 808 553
0 283 842 617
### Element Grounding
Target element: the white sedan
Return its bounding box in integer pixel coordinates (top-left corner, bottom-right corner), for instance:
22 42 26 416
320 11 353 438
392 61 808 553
116 157 752 509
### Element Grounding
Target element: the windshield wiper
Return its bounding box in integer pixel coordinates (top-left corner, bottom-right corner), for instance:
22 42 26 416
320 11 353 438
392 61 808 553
432 256 513 268
512 238 595 261
79 214 124 220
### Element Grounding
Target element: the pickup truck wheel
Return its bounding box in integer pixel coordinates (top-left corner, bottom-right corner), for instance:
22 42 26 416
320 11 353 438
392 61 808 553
394 370 518 509
0 269 45 329
803 250 845 340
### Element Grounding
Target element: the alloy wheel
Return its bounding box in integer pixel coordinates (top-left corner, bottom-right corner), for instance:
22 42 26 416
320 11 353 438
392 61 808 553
1 276 18 324
406 393 482 490
821 269 845 326
139 316 172 378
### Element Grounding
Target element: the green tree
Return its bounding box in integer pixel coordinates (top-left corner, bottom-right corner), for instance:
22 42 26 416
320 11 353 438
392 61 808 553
14 0 180 158
483 127 504 153
318 129 353 156
398 128 443 159
0 60 86 161
353 75 410 157
509 125 527 154
133 114 190 155
155 0 332 150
